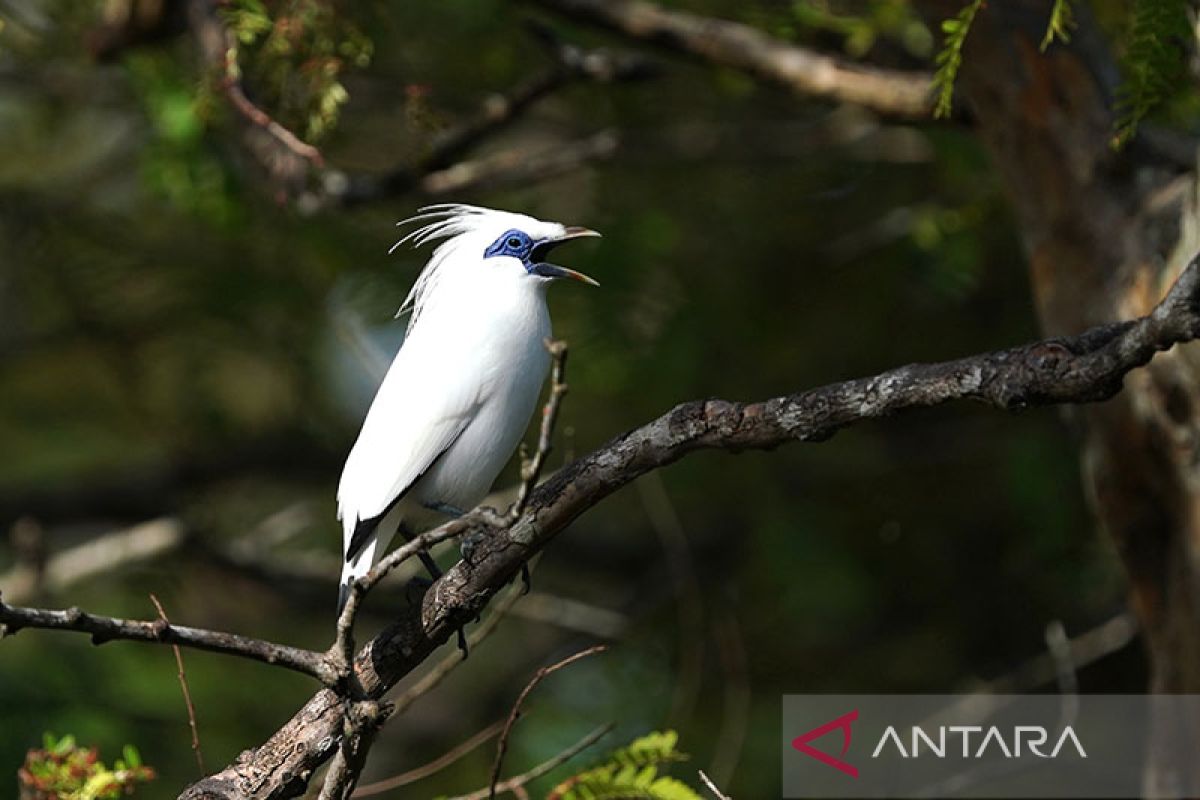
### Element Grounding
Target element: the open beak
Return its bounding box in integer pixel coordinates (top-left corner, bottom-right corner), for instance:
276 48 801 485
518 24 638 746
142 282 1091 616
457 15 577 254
530 227 601 286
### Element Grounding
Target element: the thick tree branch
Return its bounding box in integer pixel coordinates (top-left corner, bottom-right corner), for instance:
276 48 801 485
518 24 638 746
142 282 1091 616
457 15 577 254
314 131 621 213
179 255 1200 799
523 0 935 118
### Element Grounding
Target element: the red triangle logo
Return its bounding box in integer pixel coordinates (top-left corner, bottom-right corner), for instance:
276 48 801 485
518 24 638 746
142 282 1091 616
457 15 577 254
791 709 859 778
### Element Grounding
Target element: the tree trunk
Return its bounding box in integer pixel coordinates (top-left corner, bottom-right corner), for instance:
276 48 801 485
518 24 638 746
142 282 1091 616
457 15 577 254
934 0 1200 791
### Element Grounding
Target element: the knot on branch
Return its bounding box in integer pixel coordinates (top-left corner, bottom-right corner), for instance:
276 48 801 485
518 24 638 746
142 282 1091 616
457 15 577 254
1023 341 1075 373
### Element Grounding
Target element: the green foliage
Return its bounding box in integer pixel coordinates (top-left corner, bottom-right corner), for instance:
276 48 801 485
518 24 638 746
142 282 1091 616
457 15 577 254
123 51 240 225
1112 0 1192 147
1040 0 1076 50
17 733 154 799
932 0 985 119
549 730 701 800
220 0 373 141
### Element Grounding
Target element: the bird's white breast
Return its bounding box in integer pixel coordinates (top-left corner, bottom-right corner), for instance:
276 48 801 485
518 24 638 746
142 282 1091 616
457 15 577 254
409 268 552 508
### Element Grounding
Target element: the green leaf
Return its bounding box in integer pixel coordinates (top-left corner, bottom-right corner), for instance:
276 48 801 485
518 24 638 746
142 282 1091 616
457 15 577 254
930 0 986 119
552 729 700 800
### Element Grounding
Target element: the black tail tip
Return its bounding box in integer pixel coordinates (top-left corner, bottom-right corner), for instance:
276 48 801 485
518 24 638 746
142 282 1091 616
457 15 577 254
337 582 351 615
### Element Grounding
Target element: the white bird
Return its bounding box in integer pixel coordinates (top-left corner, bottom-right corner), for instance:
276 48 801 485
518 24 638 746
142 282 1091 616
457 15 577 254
336 204 599 611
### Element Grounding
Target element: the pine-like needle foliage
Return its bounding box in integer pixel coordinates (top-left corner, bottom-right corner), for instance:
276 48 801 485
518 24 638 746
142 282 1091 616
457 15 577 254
932 0 987 118
1041 0 1077 50
1113 0 1193 147
548 730 701 800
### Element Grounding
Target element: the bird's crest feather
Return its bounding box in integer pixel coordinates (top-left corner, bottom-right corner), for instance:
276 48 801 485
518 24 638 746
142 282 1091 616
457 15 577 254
388 204 536 328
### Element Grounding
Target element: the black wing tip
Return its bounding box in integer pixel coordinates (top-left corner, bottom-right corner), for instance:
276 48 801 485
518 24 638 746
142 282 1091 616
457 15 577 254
345 516 379 563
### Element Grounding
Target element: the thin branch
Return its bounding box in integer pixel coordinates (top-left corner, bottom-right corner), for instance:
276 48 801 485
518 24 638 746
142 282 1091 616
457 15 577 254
422 25 652 176
449 723 613 800
324 32 652 208
699 770 732 800
975 611 1138 694
206 0 322 166
221 59 324 167
522 0 934 118
185 0 323 186
490 645 608 799
167 256 1200 799
326 492 523 688
511 590 627 639
513 340 570 519
351 720 506 797
417 131 620 198
0 595 335 684
150 594 205 775
318 700 387 800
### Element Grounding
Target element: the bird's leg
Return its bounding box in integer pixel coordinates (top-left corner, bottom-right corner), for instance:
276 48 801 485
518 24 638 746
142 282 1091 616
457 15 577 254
398 521 469 658
460 529 486 566
423 500 467 518
397 521 442 581
520 563 531 595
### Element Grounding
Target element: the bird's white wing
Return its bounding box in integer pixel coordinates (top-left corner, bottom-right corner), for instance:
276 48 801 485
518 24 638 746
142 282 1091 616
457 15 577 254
336 336 483 559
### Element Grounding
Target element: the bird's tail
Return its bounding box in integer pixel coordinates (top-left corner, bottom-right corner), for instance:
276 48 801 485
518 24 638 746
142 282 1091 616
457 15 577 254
337 530 393 614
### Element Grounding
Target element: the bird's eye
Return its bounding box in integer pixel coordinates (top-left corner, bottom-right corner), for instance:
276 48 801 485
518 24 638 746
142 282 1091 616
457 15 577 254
507 237 523 249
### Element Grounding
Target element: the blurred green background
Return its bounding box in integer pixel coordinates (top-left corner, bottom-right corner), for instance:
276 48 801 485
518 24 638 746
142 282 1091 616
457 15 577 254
0 1 1141 797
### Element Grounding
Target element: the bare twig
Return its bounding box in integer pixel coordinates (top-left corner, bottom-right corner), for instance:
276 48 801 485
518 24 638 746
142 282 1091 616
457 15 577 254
418 131 620 198
513 340 570 519
150 594 205 774
220 56 324 167
511 591 627 639
421 26 651 176
699 770 732 800
523 0 934 118
451 723 612 800
489 645 608 799
352 721 506 797
0 595 334 683
327 513 483 684
975 611 1138 693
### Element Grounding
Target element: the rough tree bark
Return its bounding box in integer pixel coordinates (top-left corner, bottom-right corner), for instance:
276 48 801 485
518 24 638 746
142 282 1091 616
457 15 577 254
927 0 1200 791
